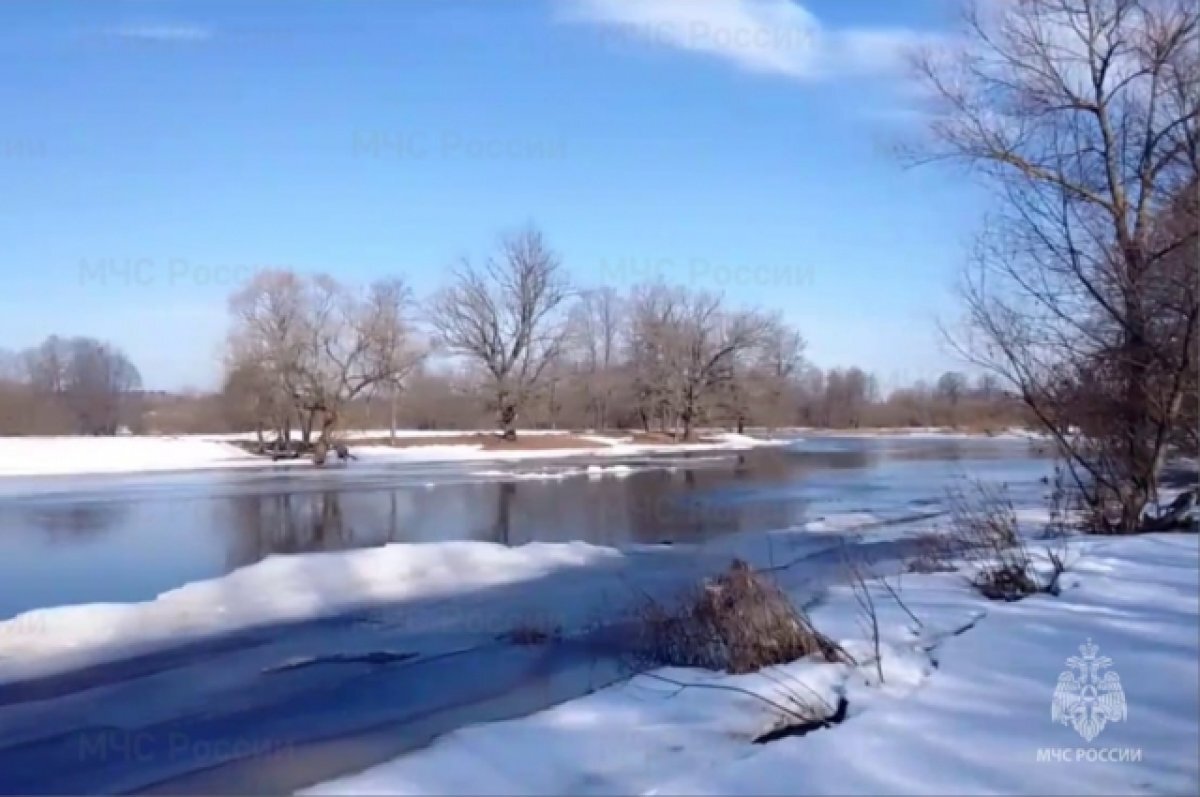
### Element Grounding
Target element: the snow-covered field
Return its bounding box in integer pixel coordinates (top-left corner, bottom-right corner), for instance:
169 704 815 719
0 432 782 478
0 436 265 477
308 532 1199 796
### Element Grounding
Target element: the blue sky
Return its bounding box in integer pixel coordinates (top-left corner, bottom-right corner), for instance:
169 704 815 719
0 0 986 391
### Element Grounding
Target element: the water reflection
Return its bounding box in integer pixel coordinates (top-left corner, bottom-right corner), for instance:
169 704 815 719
17 502 129 540
0 436 1050 616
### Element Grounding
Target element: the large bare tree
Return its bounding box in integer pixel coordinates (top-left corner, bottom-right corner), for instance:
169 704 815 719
915 0 1199 530
627 283 769 440
228 270 422 458
227 270 309 444
428 226 571 440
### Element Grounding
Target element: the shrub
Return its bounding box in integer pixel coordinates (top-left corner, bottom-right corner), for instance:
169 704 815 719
633 560 851 674
499 621 561 645
947 480 1043 601
907 532 958 574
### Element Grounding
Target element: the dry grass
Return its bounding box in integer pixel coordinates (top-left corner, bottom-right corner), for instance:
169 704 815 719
906 532 959 574
946 480 1060 601
499 623 562 645
632 560 852 674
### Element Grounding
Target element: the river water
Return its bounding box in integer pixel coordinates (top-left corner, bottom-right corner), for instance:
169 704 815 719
0 435 1050 620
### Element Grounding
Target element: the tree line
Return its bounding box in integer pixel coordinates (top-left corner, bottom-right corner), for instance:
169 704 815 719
0 237 1027 441
211 224 1028 450
0 336 143 435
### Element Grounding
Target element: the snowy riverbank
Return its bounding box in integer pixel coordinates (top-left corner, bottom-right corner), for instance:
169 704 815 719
0 431 783 478
309 532 1199 796
0 540 621 682
0 454 1192 794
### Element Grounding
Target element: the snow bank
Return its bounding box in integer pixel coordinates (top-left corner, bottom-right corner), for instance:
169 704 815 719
0 436 263 477
310 533 1198 796
352 433 783 465
194 429 576 442
0 540 620 682
0 431 783 479
802 512 886 534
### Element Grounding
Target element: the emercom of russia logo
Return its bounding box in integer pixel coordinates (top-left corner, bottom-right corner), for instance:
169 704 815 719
1038 639 1141 764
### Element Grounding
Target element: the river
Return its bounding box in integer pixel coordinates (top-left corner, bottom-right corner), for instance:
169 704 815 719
0 434 1051 794
0 435 1048 619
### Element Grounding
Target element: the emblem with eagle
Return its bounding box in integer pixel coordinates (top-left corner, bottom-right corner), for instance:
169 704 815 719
1052 639 1127 741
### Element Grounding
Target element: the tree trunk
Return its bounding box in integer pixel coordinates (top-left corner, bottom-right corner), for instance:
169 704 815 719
498 397 518 441
389 391 397 447
312 409 338 466
301 410 314 448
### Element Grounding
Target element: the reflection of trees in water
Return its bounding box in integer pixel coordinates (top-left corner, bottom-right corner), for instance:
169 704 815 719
492 482 516 546
792 448 874 470
637 452 813 542
20 501 129 541
473 452 823 548
222 485 482 569
217 448 844 565
225 490 353 569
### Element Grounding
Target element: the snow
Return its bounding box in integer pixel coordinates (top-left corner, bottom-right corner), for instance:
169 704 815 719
353 432 784 466
309 533 1199 796
195 429 577 442
802 512 886 534
468 464 637 481
0 540 619 683
0 436 265 477
0 432 783 478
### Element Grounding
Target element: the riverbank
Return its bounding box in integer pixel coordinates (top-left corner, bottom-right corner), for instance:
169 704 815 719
0 431 783 478
309 531 1199 796
0 452 1191 794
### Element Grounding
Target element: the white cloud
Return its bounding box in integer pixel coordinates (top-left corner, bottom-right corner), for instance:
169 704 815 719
556 0 941 81
106 24 213 43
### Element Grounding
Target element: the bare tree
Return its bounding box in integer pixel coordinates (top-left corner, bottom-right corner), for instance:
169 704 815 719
220 359 284 446
627 283 768 440
567 286 625 430
627 282 683 433
428 226 571 440
21 336 142 435
228 270 422 458
365 279 427 444
748 312 807 430
915 0 1200 530
936 370 969 426
227 270 310 443
821 367 877 428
